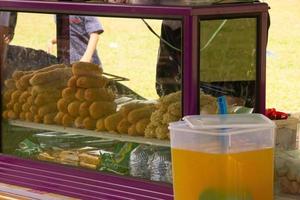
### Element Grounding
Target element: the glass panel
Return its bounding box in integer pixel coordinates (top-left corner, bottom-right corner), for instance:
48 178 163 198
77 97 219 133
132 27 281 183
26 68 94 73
1 12 183 184
199 18 257 113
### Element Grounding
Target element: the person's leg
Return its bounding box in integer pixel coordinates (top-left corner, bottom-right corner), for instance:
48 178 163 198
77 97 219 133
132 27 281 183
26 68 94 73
0 26 9 84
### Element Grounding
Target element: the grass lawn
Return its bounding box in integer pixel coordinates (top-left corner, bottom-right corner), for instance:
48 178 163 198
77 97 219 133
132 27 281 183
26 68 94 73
265 0 300 112
10 0 300 112
12 14 162 99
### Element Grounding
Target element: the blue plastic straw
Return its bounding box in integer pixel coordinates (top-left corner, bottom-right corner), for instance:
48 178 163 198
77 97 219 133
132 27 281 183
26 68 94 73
217 96 228 115
217 96 230 151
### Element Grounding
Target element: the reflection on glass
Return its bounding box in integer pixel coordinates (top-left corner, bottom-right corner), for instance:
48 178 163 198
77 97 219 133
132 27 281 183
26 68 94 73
1 12 182 184
199 18 257 112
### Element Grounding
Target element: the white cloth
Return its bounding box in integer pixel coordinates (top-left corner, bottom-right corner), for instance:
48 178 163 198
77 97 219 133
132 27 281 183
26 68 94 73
0 12 10 27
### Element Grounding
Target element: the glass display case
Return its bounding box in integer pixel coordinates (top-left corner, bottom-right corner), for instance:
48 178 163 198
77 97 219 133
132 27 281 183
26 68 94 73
0 1 269 199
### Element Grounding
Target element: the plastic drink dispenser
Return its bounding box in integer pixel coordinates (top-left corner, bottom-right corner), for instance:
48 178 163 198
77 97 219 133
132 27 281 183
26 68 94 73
169 114 275 200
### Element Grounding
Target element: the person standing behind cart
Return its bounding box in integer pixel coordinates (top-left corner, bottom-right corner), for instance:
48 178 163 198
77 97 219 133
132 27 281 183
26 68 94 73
155 20 182 97
0 12 17 82
48 15 104 66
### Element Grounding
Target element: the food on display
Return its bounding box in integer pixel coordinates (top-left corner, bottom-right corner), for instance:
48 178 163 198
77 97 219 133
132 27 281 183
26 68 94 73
2 62 210 142
128 124 140 136
84 88 115 102
28 133 110 170
25 112 34 122
74 116 85 128
7 110 18 119
79 101 92 118
34 114 43 123
30 105 38 114
100 142 139 175
54 112 65 125
3 89 14 103
11 90 22 102
13 130 173 182
104 112 123 132
12 70 28 81
148 148 172 183
116 119 131 134
38 102 57 117
19 73 34 89
127 105 155 124
145 91 181 140
75 88 86 101
129 145 172 183
119 101 147 117
62 114 74 127
38 152 56 162
72 62 103 77
276 150 300 195
99 102 155 136
29 67 72 86
135 119 150 135
2 64 71 124
79 151 101 170
62 87 76 101
89 101 117 119
4 79 16 89
67 101 81 117
56 62 116 128
57 98 72 113
130 145 153 179
83 117 97 130
199 92 218 114
19 91 31 104
43 113 57 125
76 76 109 88
67 76 78 88
96 118 106 131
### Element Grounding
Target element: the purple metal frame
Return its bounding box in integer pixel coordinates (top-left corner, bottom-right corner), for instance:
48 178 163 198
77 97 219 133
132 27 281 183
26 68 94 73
0 1 269 199
0 154 173 200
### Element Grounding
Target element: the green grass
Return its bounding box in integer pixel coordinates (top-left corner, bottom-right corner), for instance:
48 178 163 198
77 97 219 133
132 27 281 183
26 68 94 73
12 14 161 99
10 1 300 112
265 0 300 112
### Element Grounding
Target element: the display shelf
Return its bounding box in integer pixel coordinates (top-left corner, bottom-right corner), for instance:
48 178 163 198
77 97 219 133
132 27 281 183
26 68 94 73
8 120 170 147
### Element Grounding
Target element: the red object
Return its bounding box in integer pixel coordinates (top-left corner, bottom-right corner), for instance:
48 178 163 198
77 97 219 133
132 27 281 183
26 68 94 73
266 108 288 120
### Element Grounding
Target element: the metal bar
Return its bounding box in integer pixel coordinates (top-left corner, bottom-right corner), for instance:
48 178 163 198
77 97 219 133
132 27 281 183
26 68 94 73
183 15 199 115
0 162 170 199
191 3 269 16
0 0 191 18
256 10 268 114
0 155 173 199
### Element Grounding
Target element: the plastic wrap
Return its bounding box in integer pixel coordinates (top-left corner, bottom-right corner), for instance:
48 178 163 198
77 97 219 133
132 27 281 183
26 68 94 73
129 145 154 179
148 147 172 183
275 150 300 197
100 142 139 175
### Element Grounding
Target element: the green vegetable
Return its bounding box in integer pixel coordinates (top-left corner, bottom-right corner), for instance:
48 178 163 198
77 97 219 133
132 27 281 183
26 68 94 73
99 142 139 175
14 139 41 158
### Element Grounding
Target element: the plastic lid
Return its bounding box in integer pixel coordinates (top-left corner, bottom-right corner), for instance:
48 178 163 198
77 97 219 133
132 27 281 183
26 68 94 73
183 114 275 129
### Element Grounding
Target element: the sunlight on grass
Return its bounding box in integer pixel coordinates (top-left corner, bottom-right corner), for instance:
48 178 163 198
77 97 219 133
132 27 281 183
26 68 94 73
265 0 300 112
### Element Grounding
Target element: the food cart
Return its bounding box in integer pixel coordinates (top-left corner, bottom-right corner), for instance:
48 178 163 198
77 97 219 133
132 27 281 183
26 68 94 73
1 0 286 199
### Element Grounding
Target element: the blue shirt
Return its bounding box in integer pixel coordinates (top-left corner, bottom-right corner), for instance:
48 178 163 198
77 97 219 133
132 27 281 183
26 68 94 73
69 16 103 65
58 15 104 65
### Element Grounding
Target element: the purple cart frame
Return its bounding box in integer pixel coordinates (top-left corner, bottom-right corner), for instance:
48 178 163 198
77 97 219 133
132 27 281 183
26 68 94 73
0 1 269 199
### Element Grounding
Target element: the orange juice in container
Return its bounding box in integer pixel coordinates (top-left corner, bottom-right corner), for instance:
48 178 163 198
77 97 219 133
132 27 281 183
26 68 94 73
169 114 275 200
